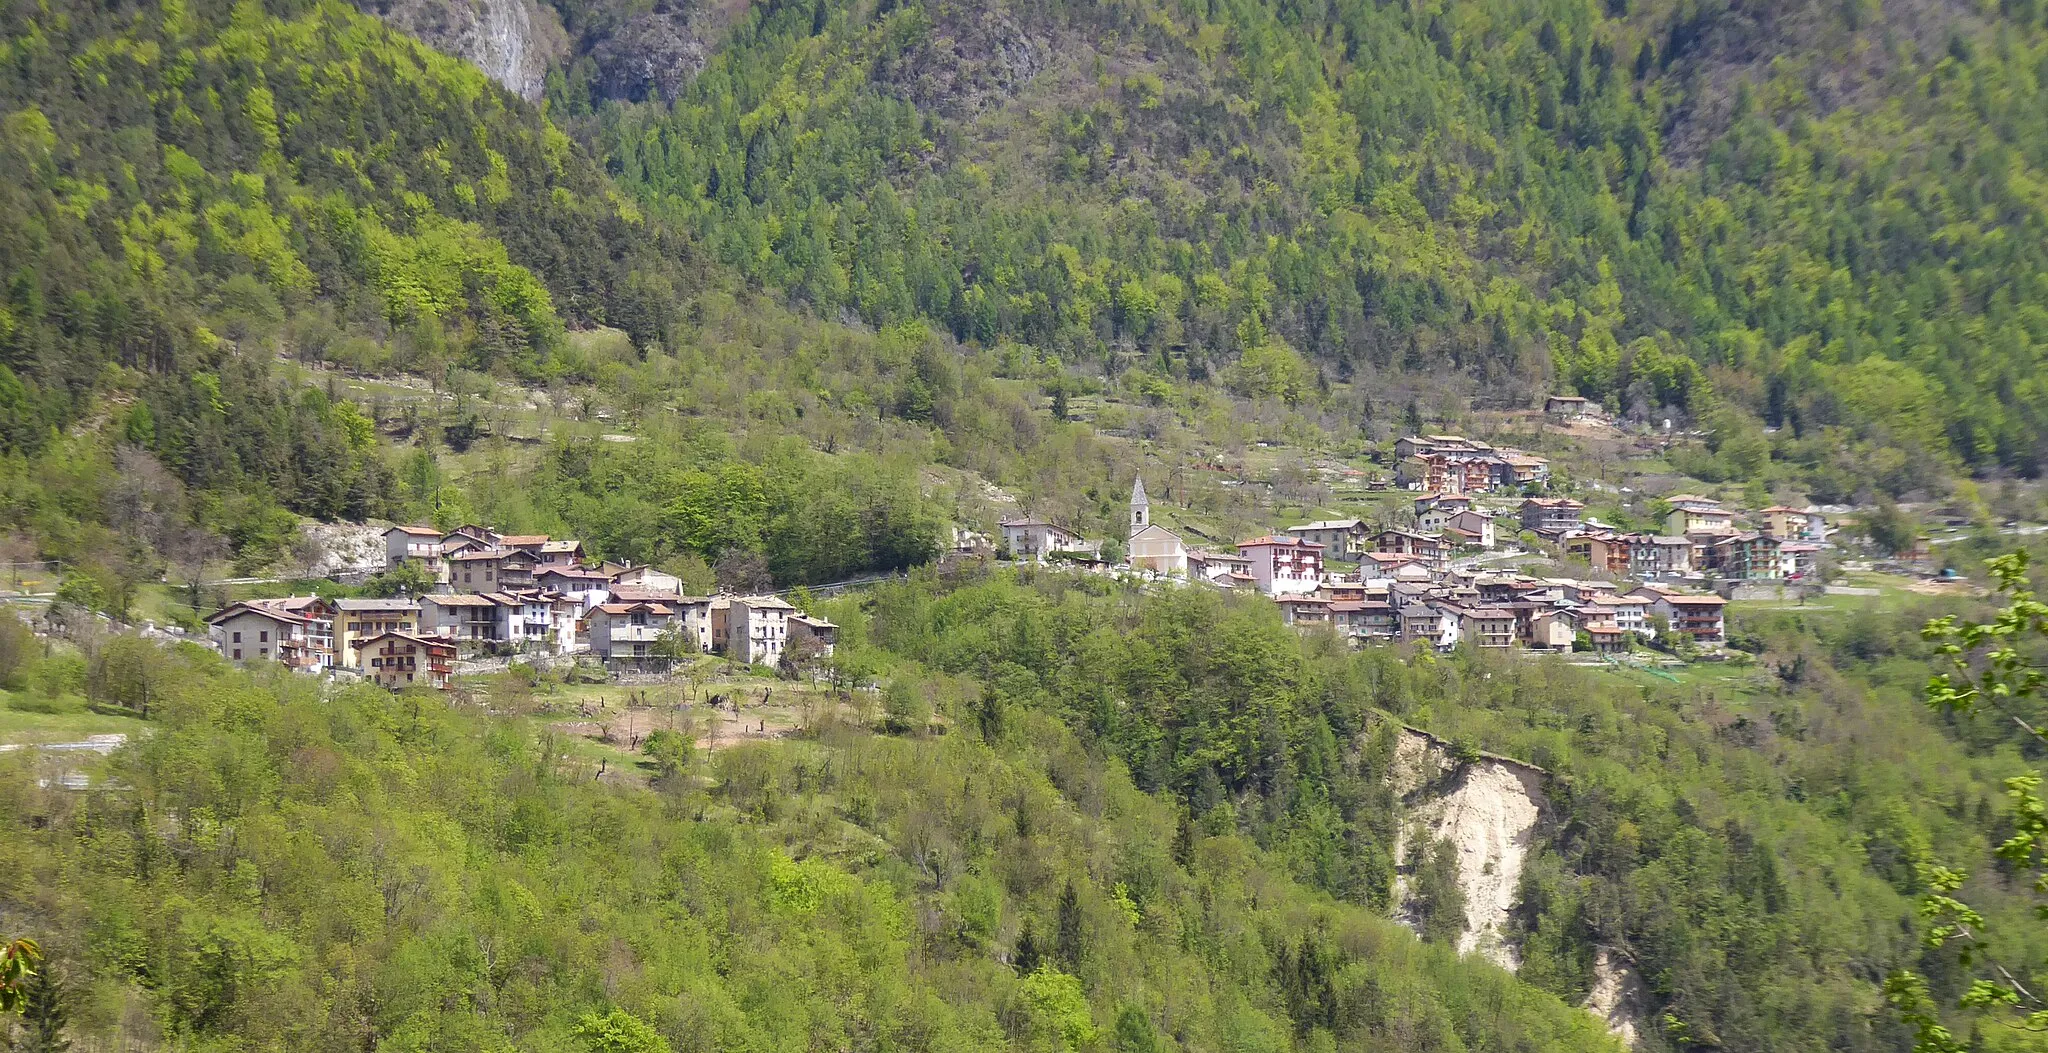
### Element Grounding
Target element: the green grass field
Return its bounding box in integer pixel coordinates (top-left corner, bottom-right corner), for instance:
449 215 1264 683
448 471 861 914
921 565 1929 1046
0 691 147 745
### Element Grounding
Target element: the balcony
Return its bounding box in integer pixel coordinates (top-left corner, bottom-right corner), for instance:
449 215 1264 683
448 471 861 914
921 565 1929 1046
608 624 664 643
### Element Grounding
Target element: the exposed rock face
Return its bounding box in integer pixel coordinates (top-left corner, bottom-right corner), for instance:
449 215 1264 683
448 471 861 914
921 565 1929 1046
590 11 710 103
1390 729 1546 970
1586 946 1650 1048
880 1 1050 121
298 521 388 580
355 0 569 101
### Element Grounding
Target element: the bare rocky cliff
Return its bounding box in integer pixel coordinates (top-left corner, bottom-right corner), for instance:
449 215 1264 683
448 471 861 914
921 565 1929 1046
355 0 569 101
1388 726 1647 1046
1586 947 1651 1047
1390 729 1546 970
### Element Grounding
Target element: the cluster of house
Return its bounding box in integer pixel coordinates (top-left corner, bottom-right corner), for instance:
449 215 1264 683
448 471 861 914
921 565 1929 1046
1392 435 1551 495
995 472 1839 656
1541 495 1826 583
206 524 835 689
1272 573 1729 653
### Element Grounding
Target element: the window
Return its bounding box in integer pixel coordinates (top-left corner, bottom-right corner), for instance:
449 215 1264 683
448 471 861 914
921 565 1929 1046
259 648 269 657
233 648 242 660
231 630 241 643
259 630 269 643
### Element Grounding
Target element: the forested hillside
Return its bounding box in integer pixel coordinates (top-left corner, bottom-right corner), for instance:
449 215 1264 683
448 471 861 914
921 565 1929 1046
0 635 1624 1052
0 0 697 570
535 0 2048 493
13 560 2048 1050
15 0 2048 1048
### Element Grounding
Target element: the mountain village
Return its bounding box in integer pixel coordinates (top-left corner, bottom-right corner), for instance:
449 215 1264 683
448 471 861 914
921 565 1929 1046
994 434 1824 659
204 525 838 690
202 429 1836 687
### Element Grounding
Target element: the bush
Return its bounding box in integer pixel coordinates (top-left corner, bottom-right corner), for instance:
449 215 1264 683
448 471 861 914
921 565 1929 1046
642 729 692 780
4 692 63 714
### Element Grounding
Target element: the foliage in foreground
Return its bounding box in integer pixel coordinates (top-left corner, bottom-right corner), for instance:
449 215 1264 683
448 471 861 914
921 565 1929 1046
0 643 1614 1051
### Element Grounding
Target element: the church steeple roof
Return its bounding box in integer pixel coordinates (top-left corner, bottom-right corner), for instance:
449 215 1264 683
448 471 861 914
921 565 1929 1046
1131 475 1149 507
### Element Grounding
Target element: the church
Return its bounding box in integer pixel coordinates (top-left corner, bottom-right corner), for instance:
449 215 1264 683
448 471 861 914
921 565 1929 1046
1126 476 1191 577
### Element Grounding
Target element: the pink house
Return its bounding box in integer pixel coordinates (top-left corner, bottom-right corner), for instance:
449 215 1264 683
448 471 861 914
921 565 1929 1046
1236 536 1325 596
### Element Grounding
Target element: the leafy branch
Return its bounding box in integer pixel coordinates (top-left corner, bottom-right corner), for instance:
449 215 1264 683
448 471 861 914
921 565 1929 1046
1892 552 2048 1051
0 936 41 1013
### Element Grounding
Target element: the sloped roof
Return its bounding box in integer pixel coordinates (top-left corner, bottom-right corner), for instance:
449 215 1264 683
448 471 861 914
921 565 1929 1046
358 629 456 650
608 586 687 603
595 602 676 616
334 598 420 612
1238 535 1325 549
206 602 308 626
424 594 499 607
1287 519 1363 532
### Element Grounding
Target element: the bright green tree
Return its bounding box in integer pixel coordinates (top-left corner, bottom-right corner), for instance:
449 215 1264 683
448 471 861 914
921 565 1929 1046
1891 552 2048 1049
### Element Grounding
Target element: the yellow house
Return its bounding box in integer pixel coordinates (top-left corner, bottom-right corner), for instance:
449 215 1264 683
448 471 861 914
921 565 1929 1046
333 597 421 670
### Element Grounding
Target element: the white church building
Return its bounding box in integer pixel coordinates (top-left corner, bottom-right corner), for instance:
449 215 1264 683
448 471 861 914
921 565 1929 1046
1126 476 1191 577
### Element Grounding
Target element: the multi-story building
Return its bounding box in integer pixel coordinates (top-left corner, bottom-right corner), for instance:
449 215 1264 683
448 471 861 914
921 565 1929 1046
1444 604 1515 648
359 631 456 691
1492 453 1551 490
207 599 329 670
1329 600 1398 641
1758 506 1827 542
727 595 796 666
1710 532 1784 581
1395 436 1550 494
1650 592 1727 644
447 549 538 593
1284 519 1370 559
1587 594 1647 636
1780 541 1821 580
420 593 512 646
1000 517 1089 560
587 600 678 666
1665 495 1735 536
1519 498 1585 538
1415 493 1474 517
333 598 421 669
1628 535 1694 578
1398 603 1451 648
1276 595 1333 626
1565 531 1631 575
1440 510 1496 549
1236 536 1326 596
382 525 446 572
1374 529 1451 572
789 613 838 659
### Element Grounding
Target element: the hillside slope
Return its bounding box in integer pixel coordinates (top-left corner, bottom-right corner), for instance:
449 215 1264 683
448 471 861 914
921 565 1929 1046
514 0 2048 490
0 0 707 571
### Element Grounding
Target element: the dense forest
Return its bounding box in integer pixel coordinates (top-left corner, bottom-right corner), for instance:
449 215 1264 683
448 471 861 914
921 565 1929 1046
531 0 2048 494
0 633 1621 1052
851 565 2048 1051
10 557 2048 1049
13 0 2048 1047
